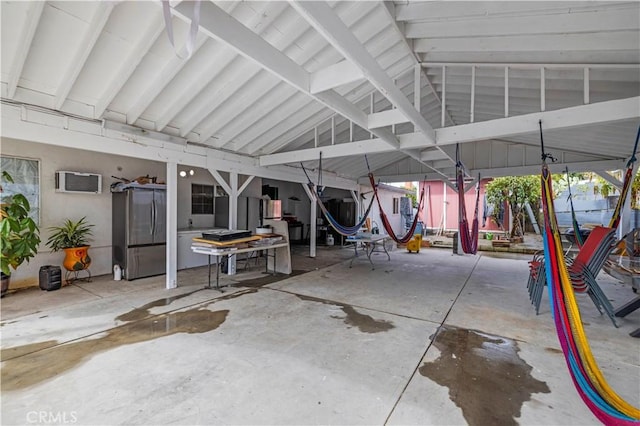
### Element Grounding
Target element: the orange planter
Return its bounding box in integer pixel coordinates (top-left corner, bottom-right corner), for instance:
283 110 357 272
62 246 92 271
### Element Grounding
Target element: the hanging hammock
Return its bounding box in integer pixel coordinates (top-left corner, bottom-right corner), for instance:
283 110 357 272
302 161 376 237
367 172 426 244
565 166 586 248
456 145 481 254
539 121 640 424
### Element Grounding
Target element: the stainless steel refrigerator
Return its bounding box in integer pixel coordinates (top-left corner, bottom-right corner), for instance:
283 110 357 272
112 185 166 280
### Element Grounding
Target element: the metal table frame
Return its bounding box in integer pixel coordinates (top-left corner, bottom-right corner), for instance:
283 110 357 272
192 242 289 291
346 234 390 269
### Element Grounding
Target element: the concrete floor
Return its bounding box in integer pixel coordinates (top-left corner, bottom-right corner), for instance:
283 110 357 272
1 245 639 425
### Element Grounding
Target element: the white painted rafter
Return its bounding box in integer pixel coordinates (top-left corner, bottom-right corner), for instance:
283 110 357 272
94 13 166 119
290 0 436 144
7 1 45 99
173 0 400 151
260 97 639 165
55 2 115 110
126 33 208 125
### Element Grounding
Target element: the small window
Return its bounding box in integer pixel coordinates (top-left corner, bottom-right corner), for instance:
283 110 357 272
1 156 40 225
191 184 214 215
392 197 399 214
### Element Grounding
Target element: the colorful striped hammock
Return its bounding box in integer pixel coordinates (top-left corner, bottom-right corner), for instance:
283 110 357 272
539 122 640 424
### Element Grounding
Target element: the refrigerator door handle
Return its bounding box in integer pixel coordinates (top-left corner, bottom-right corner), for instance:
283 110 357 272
152 199 156 236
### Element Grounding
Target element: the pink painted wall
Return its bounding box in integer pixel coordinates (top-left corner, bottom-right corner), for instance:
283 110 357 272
418 179 509 233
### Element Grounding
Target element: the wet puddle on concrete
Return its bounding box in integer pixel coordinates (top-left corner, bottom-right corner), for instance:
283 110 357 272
419 325 550 425
295 294 394 333
1 308 229 391
1 288 263 390
115 289 205 322
1 340 59 361
232 270 305 288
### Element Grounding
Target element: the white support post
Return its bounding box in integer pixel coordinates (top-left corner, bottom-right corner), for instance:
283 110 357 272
414 63 421 111
540 67 546 112
227 172 238 275
470 65 476 123
504 66 509 118
369 93 374 138
349 120 353 142
302 183 317 258
392 78 397 134
584 67 590 105
441 66 446 128
166 161 178 289
331 116 335 145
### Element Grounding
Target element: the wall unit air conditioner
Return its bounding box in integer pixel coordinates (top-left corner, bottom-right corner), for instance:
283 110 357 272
55 171 102 194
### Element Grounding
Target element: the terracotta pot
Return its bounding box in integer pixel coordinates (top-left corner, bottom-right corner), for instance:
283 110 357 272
63 246 92 271
1 273 9 298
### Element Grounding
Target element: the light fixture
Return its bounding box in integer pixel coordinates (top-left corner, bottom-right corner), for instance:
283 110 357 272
189 169 194 176
179 171 187 177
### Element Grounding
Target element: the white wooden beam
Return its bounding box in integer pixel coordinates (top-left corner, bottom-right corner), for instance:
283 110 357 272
584 67 590 105
405 7 639 38
260 97 639 165
420 149 450 162
55 2 114 110
472 160 626 179
594 171 623 190
441 66 446 127
7 1 45 99
260 138 392 166
1 106 358 190
310 60 365 94
238 175 255 195
175 2 308 91
414 63 421 111
470 65 475 123
368 109 409 129
290 0 436 144
432 97 640 146
94 14 166 118
504 67 509 117
413 32 640 53
207 169 232 196
174 1 400 150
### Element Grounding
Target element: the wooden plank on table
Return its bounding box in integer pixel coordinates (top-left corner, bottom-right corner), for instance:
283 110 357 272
192 235 261 246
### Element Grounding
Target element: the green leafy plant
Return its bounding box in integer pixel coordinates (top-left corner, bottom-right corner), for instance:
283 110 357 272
46 217 94 251
1 171 41 276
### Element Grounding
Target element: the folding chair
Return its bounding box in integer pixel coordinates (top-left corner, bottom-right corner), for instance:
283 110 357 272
527 226 618 326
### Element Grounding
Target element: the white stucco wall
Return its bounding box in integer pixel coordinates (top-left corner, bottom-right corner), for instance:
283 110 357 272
1 138 165 289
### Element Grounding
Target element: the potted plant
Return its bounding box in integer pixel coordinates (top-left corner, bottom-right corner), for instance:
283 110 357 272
46 217 94 273
0 171 41 297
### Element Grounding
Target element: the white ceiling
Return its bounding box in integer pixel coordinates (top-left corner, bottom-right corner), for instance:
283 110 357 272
1 1 639 184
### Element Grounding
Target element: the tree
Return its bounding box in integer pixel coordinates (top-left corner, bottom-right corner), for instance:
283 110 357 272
485 175 541 237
